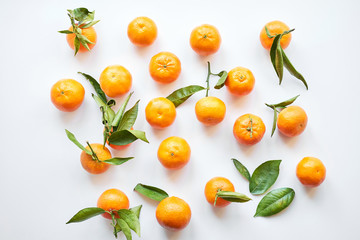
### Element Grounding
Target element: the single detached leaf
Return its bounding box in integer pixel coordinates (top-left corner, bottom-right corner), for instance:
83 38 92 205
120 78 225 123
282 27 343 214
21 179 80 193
111 92 133 128
130 205 142 219
78 72 107 103
215 191 252 206
134 183 169 202
118 209 141 237
254 187 295 217
117 100 139 131
117 218 132 240
66 207 105 224
65 129 91 155
214 71 228 89
108 129 149 146
270 34 284 84
281 48 308 90
166 85 206 107
249 160 282 195
232 158 251 181
102 157 133 165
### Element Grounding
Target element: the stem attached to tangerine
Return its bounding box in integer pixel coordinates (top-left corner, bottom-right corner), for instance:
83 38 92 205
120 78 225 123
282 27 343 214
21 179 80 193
86 141 100 162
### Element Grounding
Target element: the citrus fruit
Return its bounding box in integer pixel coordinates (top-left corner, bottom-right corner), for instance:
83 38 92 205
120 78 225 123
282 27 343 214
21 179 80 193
204 177 235 208
296 157 326 187
260 20 292 50
149 52 181 84
156 196 191 231
127 16 157 46
66 26 97 53
195 96 226 126
190 24 221 56
157 136 191 169
80 143 111 174
233 114 266 145
99 65 132 98
50 79 85 112
145 97 176 128
225 67 255 96
97 188 130 219
277 106 308 137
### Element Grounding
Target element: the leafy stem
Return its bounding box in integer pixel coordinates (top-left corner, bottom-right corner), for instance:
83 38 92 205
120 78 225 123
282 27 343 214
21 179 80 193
204 61 228 97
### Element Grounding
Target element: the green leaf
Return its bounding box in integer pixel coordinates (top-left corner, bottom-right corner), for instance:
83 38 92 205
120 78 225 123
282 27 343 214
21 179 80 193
249 160 282 195
254 187 295 217
270 34 284 84
117 100 139 131
118 209 141 237
82 20 100 28
73 8 93 23
100 105 116 126
111 92 133 128
74 36 80 56
65 129 91 155
134 183 169 202
130 205 142 219
272 95 300 108
265 26 274 38
271 107 277 137
78 72 107 104
108 129 149 146
66 207 105 224
102 157 133 165
214 71 228 89
116 218 132 240
232 158 251 181
58 30 73 34
166 85 206 107
215 191 251 206
281 48 308 90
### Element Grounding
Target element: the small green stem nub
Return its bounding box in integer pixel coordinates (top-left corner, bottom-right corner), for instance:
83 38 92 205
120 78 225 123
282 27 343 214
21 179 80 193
246 115 253 138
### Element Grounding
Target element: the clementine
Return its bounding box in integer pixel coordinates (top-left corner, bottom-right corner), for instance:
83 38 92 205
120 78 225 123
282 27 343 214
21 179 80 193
296 157 326 187
277 106 307 137
260 20 292 50
80 143 111 174
50 79 85 112
99 65 132 98
156 196 191 231
204 177 235 208
97 188 130 219
233 114 266 145
190 24 221 56
145 97 176 128
149 52 181 83
157 136 191 169
127 16 157 46
195 96 226 126
225 67 255 96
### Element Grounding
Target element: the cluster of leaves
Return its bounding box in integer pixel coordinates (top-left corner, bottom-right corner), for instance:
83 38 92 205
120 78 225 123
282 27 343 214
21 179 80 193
66 205 142 239
232 159 295 217
265 95 300 136
78 72 149 147
165 61 227 107
266 27 308 89
65 130 133 165
59 8 100 55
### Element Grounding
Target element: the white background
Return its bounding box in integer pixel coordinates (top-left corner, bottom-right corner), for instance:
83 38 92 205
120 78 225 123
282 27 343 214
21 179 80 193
1 0 359 239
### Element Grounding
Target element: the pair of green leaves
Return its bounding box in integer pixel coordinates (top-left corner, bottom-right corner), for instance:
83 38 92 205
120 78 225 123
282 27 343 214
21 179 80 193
164 62 227 108
66 205 142 240
266 26 308 89
265 95 299 136
78 72 149 147
58 8 100 55
65 130 133 165
232 159 295 217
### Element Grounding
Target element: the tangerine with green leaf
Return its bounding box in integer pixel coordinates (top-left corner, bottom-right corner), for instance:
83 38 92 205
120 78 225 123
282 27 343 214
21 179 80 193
97 188 130 219
233 114 266 145
80 143 111 174
59 8 99 55
205 177 235 207
260 20 291 50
